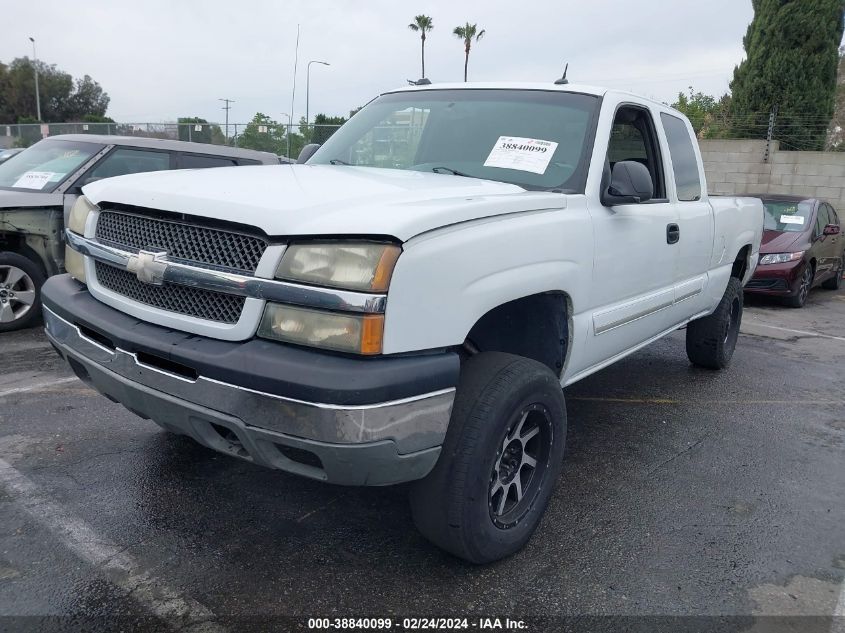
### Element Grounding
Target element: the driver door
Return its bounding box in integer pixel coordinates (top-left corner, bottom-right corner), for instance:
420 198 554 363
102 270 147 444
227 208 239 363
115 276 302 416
582 105 679 369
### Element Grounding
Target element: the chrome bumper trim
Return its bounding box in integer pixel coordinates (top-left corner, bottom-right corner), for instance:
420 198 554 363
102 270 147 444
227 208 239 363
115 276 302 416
65 229 388 314
44 306 454 453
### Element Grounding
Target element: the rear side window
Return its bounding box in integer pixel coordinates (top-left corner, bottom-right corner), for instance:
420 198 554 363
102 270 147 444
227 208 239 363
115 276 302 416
178 154 238 169
85 148 171 184
660 113 702 202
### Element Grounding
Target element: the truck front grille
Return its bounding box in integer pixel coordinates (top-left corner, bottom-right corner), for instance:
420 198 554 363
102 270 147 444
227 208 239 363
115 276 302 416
95 261 245 324
96 210 268 273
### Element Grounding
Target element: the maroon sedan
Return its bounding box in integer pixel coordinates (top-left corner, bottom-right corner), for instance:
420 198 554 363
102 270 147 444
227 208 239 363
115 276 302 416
745 195 844 307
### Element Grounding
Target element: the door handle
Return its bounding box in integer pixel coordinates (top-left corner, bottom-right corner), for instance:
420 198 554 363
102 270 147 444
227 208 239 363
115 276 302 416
667 223 680 244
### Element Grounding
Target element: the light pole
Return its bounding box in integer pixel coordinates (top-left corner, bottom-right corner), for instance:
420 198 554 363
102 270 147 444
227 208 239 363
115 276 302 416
28 37 41 121
306 60 330 132
279 112 292 158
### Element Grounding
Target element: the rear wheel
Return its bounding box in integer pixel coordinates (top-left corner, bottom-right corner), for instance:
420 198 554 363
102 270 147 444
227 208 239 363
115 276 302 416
786 265 813 308
821 256 843 290
409 352 566 564
686 277 743 369
0 252 45 333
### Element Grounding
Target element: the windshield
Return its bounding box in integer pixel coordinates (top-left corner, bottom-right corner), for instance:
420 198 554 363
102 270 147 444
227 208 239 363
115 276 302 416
763 200 813 232
0 139 104 193
309 89 600 192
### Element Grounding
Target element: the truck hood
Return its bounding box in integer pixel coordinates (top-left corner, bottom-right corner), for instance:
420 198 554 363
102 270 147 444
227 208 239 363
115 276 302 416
0 189 64 209
82 165 566 241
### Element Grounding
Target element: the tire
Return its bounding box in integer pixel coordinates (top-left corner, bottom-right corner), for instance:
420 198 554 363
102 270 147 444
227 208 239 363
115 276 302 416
409 352 567 564
821 255 843 290
0 252 45 333
786 265 813 308
686 277 743 370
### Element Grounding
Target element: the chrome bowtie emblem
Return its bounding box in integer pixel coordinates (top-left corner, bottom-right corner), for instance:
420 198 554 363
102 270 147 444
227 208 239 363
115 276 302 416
126 250 168 286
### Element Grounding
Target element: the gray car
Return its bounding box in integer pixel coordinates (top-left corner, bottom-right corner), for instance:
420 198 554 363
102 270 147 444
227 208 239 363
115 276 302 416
0 135 280 331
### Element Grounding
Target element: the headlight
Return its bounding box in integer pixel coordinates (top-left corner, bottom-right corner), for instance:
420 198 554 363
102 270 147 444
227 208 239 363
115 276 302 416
68 195 97 234
759 252 804 265
276 243 400 292
258 303 384 355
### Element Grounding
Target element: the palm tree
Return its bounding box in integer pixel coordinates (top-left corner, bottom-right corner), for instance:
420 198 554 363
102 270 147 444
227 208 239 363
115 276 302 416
408 15 434 79
453 22 485 82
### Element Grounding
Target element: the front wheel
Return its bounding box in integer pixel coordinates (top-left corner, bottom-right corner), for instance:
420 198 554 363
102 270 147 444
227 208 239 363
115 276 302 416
786 265 813 307
686 277 743 370
409 352 567 564
0 252 45 333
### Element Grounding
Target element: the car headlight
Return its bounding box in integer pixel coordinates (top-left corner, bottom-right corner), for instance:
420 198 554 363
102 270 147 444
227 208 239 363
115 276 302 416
759 252 804 265
258 303 384 355
275 243 401 292
68 195 97 235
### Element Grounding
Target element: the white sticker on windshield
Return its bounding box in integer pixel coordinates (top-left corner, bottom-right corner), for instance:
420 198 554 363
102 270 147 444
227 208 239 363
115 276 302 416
12 171 55 190
780 214 804 225
483 136 558 175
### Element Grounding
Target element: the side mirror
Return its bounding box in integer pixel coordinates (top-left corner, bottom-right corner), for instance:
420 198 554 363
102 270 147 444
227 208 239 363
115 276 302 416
823 223 840 235
297 143 321 164
601 160 654 206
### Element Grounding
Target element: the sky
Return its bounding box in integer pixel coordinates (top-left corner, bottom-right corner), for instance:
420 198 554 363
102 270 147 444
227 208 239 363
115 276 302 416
2 0 756 125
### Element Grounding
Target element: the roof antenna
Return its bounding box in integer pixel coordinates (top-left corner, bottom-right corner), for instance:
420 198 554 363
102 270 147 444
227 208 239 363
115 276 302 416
554 63 569 85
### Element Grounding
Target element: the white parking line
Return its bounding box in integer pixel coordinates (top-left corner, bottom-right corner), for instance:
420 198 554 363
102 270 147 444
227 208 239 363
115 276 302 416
744 322 845 342
0 377 80 399
833 581 845 633
0 457 225 632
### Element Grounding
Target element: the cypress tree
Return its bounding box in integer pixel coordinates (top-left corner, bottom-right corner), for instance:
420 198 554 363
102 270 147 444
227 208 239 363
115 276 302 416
729 0 845 150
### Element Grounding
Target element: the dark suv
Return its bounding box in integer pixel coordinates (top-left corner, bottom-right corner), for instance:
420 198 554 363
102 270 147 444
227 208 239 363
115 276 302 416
744 195 843 307
0 135 280 331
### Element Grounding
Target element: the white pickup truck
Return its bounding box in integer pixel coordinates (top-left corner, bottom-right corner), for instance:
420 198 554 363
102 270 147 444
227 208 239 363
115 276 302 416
42 82 763 563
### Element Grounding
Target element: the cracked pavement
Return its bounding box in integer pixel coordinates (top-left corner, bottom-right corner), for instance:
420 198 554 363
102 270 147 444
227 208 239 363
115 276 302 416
0 287 843 631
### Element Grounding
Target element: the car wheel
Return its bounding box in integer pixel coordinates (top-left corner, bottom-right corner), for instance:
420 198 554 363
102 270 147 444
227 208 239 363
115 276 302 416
686 277 743 370
409 352 567 564
0 252 45 333
821 256 844 290
786 265 813 307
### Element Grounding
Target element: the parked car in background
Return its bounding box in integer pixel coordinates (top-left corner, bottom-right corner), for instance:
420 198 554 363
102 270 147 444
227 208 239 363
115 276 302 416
744 195 843 307
0 148 23 165
0 135 280 331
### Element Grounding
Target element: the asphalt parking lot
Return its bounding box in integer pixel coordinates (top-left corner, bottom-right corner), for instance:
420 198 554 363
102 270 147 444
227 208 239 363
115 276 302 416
1 287 844 632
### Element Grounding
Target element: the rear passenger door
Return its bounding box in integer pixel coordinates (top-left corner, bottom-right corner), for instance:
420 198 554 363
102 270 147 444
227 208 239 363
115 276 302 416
660 112 713 314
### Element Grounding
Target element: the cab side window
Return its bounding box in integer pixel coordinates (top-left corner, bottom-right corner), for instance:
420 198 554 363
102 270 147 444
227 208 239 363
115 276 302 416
660 113 703 202
177 154 239 169
607 106 666 200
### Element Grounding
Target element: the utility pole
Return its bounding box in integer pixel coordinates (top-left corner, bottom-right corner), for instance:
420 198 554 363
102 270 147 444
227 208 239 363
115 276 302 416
306 60 330 131
219 98 235 142
28 37 41 121
764 104 778 163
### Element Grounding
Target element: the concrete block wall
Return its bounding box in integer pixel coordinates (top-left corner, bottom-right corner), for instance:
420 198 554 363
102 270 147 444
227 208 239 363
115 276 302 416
700 139 845 211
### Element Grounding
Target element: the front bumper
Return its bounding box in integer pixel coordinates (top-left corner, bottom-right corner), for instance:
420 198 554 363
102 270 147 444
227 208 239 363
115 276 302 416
42 275 458 486
744 259 805 296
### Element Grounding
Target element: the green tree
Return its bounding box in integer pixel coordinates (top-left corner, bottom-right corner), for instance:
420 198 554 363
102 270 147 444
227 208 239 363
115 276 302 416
826 49 845 149
672 88 732 138
729 0 845 150
177 117 219 144
236 112 287 154
0 58 109 123
452 23 485 82
408 15 434 79
311 113 347 144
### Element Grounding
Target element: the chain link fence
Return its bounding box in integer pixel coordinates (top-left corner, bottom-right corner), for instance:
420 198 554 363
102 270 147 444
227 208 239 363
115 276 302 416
0 122 344 158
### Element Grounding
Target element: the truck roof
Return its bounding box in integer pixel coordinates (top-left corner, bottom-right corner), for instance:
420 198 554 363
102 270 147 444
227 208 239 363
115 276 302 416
385 82 672 112
43 134 281 163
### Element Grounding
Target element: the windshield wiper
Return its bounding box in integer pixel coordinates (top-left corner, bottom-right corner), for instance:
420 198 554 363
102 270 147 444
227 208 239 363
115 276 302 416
431 166 477 179
329 159 350 165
